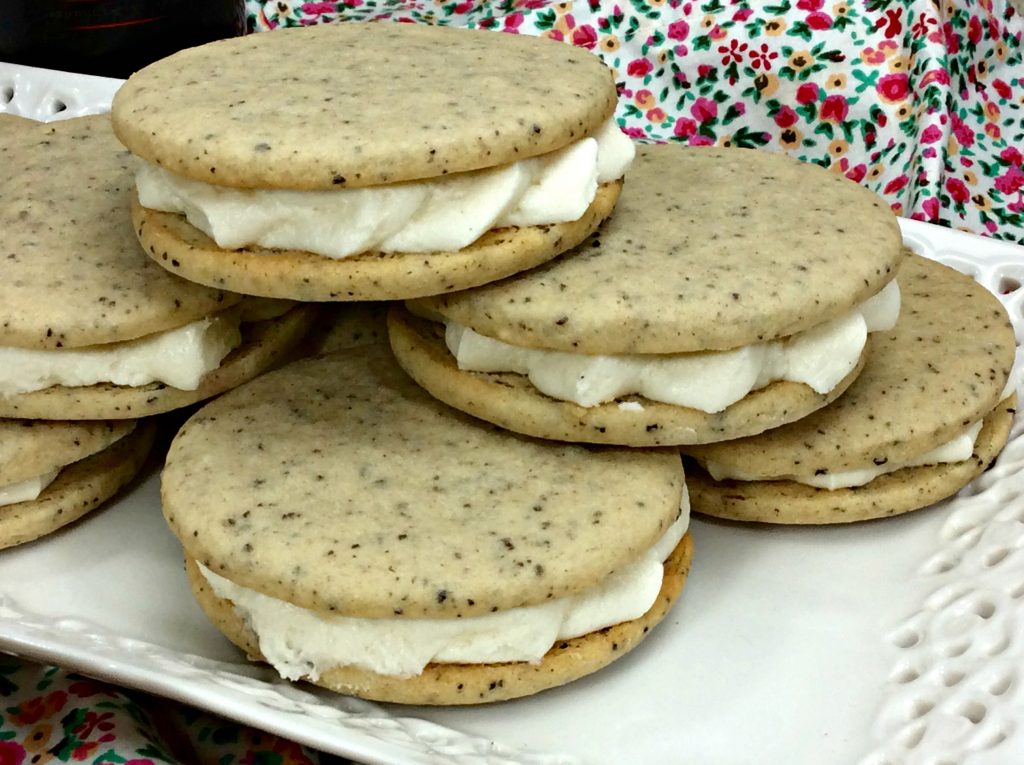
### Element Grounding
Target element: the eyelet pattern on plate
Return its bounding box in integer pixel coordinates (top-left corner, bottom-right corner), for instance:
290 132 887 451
860 220 1024 765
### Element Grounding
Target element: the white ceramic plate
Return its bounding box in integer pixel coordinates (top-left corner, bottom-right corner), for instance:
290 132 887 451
2 61 1024 765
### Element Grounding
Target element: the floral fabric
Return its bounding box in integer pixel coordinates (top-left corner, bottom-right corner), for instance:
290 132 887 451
247 0 1024 242
0 657 349 765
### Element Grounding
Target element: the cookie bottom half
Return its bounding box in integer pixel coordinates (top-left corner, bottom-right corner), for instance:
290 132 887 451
185 532 693 705
686 396 1016 524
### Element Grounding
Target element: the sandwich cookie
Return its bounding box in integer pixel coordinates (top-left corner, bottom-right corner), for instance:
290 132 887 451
682 255 1017 524
0 418 155 549
162 345 692 704
390 144 905 446
112 23 632 301
0 115 316 420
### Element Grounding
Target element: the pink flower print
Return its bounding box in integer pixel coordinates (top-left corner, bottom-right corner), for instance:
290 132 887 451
995 166 1024 195
988 13 1002 40
453 1 474 12
946 177 970 203
921 68 950 86
624 126 646 139
774 105 798 128
732 101 746 116
796 0 823 10
689 135 715 146
875 8 902 38
691 97 718 123
544 29 564 41
877 73 909 104
647 107 667 124
709 24 726 40
807 12 833 30
301 1 336 12
921 196 940 220
572 24 597 49
0 742 25 765
627 57 653 77
697 64 713 79
732 8 753 21
993 79 1012 100
861 46 886 65
922 146 937 158
820 95 848 122
1001 147 1023 166
884 174 909 195
504 12 524 30
920 124 942 143
967 16 983 45
846 164 867 183
951 115 974 147
719 39 748 65
796 82 819 104
985 123 1001 139
748 43 778 71
667 20 689 41
673 118 697 138
943 22 959 54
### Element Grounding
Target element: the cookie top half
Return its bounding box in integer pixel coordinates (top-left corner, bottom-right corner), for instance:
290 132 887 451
162 345 683 619
0 115 240 350
412 144 904 354
685 255 1016 473
0 418 135 486
111 24 617 190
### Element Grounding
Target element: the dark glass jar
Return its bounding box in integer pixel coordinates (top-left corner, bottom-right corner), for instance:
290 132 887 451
0 0 246 79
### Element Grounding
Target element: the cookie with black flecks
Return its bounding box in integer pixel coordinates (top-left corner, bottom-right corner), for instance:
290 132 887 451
391 143 905 446
162 344 691 703
113 23 628 301
0 419 155 549
682 255 1017 523
0 115 317 419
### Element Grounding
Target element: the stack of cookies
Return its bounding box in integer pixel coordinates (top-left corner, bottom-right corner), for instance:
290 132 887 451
107 23 693 704
0 114 316 549
94 22 1016 705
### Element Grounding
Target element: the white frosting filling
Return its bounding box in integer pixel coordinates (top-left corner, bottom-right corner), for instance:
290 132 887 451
0 469 60 508
200 492 690 680
447 280 901 412
705 420 985 489
0 313 242 396
136 118 635 259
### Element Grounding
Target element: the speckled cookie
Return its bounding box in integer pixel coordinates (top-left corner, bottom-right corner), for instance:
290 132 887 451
130 184 618 301
0 419 134 487
410 144 903 354
0 305 318 420
390 144 901 446
112 24 616 190
388 306 867 446
184 532 692 705
683 255 1017 523
0 115 240 352
298 302 390 357
0 421 155 549
162 344 688 700
112 23 623 301
685 398 1015 524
